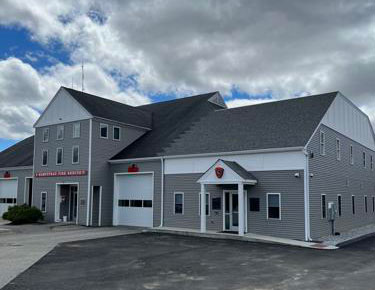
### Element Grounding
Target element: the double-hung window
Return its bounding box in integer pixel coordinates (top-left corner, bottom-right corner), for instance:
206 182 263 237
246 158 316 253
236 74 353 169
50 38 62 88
336 139 341 160
42 128 49 142
267 193 281 219
72 146 79 164
319 131 326 156
352 195 356 215
174 192 184 214
365 196 368 213
321 194 326 219
57 125 64 140
56 148 63 165
199 192 210 216
113 126 121 141
73 122 80 138
42 150 48 166
100 123 108 139
40 192 47 213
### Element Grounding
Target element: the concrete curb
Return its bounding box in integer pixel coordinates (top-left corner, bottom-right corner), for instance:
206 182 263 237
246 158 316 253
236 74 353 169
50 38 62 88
335 232 375 248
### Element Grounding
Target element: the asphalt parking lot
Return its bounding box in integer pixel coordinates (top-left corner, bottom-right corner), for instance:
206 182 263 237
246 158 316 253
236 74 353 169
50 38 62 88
3 232 375 290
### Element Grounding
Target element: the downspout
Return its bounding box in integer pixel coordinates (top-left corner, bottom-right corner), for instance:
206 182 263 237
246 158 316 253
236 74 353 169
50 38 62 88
86 119 93 226
303 148 312 241
159 157 164 227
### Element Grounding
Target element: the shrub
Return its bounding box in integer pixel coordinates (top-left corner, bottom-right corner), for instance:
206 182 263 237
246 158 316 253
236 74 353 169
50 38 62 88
2 204 44 225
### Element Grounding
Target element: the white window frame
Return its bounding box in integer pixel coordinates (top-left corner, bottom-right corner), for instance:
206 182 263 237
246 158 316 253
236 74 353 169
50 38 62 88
364 195 368 213
319 130 326 156
363 152 366 168
56 125 64 140
40 192 47 213
73 122 81 139
113 126 121 141
56 147 64 165
72 145 80 164
321 194 327 219
266 193 281 220
173 192 184 215
337 194 342 217
100 123 108 139
336 138 341 160
350 145 354 165
198 192 211 216
42 128 49 142
42 149 48 166
352 195 356 215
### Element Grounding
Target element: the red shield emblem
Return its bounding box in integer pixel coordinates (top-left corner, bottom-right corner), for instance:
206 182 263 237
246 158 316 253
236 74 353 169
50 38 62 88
215 167 224 178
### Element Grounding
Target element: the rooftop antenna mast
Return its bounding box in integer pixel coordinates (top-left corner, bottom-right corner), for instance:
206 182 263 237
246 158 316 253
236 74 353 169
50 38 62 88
81 59 85 92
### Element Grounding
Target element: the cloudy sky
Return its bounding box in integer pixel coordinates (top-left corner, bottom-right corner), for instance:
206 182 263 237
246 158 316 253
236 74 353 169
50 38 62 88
0 0 374 151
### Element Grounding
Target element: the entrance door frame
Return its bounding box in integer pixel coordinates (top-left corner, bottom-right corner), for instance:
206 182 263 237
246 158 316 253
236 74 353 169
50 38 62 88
90 185 102 226
55 182 79 224
222 190 248 233
24 177 33 205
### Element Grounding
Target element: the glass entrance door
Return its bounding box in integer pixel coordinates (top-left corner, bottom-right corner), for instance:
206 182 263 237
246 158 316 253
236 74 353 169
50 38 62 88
224 191 239 232
69 185 78 222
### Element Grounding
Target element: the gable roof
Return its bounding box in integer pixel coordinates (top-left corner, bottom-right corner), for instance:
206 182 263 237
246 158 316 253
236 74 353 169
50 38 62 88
111 92 222 160
0 136 34 168
160 92 338 156
221 160 257 181
63 87 153 129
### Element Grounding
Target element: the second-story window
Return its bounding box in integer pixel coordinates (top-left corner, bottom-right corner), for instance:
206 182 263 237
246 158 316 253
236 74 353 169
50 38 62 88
319 131 325 156
73 123 80 138
100 123 108 139
72 146 79 164
350 145 354 165
42 150 48 166
113 126 121 141
57 125 64 140
42 128 49 142
336 138 341 160
363 152 366 168
56 148 63 165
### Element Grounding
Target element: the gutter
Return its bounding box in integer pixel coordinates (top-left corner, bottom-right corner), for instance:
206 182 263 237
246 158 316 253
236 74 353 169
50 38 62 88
160 157 164 227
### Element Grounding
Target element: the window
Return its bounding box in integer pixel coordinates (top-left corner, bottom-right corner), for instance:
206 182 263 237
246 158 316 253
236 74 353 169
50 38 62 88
321 194 326 219
363 152 366 168
350 145 354 165
319 131 326 155
337 195 342 217
118 200 129 207
174 192 184 214
41 192 47 213
143 200 152 208
199 192 210 216
56 125 64 140
249 197 260 212
212 197 221 210
373 196 375 213
100 123 108 139
336 139 341 160
56 148 63 165
72 146 79 164
371 156 373 171
267 193 280 219
113 126 121 141
42 128 49 142
42 150 48 166
365 196 368 213
352 195 356 215
73 122 80 138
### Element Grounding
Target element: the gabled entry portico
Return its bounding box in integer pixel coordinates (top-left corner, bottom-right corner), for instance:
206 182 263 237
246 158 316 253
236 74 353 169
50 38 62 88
197 159 257 236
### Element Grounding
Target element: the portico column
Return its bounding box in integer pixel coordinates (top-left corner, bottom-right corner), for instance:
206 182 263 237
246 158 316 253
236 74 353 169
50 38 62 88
200 183 206 233
238 182 244 236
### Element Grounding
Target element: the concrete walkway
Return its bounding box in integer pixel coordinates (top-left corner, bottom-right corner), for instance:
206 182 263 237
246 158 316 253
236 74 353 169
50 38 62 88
0 223 142 289
150 227 338 250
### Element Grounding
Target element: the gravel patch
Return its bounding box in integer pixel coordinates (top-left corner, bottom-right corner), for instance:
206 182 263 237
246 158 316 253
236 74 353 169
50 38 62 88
320 223 375 246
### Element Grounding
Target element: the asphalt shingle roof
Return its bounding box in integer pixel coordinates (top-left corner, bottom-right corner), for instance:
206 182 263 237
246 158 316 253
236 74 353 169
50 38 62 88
63 87 153 129
221 160 257 181
161 92 338 156
111 92 222 160
0 136 34 168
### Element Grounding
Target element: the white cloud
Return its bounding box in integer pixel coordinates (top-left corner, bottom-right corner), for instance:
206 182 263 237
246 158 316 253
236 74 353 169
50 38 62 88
0 0 374 139
226 98 273 108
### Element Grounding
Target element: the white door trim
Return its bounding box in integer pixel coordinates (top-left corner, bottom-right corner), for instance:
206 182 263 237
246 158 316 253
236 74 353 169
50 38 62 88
55 182 79 223
222 189 247 232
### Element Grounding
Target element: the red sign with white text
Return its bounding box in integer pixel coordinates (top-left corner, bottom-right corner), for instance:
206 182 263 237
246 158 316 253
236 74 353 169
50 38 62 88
35 170 87 178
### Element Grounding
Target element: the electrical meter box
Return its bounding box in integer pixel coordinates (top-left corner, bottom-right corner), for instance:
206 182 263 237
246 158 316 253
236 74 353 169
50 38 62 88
328 202 336 221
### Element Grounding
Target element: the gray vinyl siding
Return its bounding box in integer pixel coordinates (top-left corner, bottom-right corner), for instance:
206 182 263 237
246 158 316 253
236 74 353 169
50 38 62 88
308 124 375 239
91 118 147 226
164 170 305 240
0 168 33 205
33 120 90 224
110 160 162 227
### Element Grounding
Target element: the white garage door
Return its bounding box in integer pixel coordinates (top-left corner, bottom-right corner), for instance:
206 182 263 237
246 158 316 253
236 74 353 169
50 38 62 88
114 173 153 227
0 179 18 216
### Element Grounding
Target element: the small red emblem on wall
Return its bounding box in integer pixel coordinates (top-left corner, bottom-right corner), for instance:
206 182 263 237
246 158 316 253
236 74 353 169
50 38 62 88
3 171 11 178
128 164 139 173
215 167 224 178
